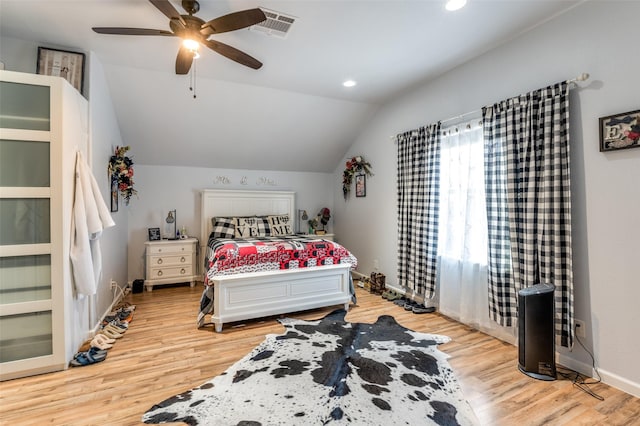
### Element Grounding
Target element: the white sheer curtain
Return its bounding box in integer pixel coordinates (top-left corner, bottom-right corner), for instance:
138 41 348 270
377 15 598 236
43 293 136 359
437 120 515 343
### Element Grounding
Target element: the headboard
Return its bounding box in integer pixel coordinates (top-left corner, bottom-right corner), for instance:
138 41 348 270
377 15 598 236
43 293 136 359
200 189 296 253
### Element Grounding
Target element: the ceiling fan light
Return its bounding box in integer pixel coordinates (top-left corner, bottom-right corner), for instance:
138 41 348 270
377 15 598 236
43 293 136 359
445 0 467 11
182 38 200 51
343 80 357 87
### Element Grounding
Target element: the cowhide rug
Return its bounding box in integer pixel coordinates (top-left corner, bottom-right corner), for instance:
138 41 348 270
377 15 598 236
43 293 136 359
143 310 478 426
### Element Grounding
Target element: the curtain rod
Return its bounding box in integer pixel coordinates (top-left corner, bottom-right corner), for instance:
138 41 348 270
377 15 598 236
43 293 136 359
390 72 590 141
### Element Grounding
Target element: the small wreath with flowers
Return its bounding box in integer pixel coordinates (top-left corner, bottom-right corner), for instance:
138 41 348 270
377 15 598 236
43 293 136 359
108 146 137 205
342 155 373 199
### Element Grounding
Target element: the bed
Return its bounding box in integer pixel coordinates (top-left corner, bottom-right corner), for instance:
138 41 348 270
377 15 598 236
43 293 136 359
198 189 357 332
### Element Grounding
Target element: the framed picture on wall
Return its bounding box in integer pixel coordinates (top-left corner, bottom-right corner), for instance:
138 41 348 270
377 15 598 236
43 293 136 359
36 47 85 94
355 174 366 197
599 109 640 152
110 177 118 212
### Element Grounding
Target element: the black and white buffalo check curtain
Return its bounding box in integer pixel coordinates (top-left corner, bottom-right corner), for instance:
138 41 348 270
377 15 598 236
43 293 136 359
483 82 574 347
396 124 441 299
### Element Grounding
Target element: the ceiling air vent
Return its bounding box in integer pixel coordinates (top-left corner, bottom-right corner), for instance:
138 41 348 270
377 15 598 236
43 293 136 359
250 8 296 38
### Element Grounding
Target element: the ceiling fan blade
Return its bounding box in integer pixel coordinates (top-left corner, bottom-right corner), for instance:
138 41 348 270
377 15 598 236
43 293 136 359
93 27 175 36
175 46 194 75
203 39 262 69
200 8 266 36
149 0 186 26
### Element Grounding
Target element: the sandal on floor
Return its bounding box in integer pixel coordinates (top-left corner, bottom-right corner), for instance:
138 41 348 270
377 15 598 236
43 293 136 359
70 348 107 367
100 327 123 339
103 324 125 335
74 347 107 359
91 336 113 350
95 333 116 344
393 298 408 306
112 308 134 322
104 321 127 332
108 319 129 330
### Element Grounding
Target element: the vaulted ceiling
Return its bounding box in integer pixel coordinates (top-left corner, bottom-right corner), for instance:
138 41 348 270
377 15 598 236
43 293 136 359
0 0 581 172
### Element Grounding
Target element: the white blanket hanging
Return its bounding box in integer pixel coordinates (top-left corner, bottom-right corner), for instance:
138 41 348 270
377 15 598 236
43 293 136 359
70 151 115 296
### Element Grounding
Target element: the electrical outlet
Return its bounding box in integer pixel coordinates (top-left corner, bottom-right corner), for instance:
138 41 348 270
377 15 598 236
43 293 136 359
373 259 379 271
575 319 586 338
110 279 118 289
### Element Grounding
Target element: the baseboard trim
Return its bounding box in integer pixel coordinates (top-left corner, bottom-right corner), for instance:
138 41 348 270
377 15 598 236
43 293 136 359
557 353 640 398
351 271 367 280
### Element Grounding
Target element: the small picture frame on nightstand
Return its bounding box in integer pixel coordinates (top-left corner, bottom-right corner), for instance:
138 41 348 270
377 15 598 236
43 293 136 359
148 227 161 241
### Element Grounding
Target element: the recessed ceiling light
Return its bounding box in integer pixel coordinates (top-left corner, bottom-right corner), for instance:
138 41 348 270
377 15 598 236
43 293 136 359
343 80 357 87
445 0 467 11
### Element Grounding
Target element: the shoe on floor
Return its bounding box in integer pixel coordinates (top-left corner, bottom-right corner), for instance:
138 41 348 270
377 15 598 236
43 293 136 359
100 327 123 339
95 333 116 344
393 298 408 306
91 335 114 350
412 305 436 314
404 300 421 311
387 292 404 301
70 347 107 367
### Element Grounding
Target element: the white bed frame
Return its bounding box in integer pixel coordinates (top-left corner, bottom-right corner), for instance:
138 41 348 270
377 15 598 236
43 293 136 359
200 189 352 332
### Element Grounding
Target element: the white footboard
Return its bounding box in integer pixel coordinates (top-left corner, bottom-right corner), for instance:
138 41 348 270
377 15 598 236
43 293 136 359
210 264 352 332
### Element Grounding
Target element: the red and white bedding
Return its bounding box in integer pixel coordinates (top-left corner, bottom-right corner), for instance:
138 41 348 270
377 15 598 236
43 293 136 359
198 235 358 327
204 235 358 284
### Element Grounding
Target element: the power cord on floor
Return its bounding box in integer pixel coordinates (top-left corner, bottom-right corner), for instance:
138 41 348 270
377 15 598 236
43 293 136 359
557 333 604 401
111 281 126 306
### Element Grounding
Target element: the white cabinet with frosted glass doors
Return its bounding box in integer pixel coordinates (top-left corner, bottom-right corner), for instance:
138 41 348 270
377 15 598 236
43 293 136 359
0 70 88 380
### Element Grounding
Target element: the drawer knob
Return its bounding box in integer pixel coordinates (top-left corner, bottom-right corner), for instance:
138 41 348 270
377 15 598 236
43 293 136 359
180 268 186 274
180 256 186 262
157 270 163 276
158 248 162 252
157 258 163 264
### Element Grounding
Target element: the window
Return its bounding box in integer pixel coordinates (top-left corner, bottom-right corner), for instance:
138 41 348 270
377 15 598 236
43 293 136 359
437 122 487 264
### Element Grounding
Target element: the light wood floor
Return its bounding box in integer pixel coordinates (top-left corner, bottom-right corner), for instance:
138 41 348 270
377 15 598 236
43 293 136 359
1 285 638 426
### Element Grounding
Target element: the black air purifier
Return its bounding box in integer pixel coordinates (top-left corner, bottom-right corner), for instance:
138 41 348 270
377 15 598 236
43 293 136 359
132 279 144 294
518 283 556 381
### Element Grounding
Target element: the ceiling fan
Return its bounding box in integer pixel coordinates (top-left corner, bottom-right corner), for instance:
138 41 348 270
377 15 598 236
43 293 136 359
93 0 267 74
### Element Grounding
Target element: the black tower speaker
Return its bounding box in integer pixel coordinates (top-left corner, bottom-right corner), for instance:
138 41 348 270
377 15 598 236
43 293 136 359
518 283 556 381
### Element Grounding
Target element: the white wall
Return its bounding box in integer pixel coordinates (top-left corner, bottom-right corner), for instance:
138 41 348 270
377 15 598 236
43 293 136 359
126 166 335 281
0 36 39 73
87 52 129 325
335 1 640 397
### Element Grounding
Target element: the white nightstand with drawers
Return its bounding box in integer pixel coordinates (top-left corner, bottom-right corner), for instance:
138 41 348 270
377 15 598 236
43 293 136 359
144 238 199 292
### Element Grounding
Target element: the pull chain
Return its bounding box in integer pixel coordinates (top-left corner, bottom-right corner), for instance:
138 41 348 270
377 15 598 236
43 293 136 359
188 56 197 99
193 57 197 99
